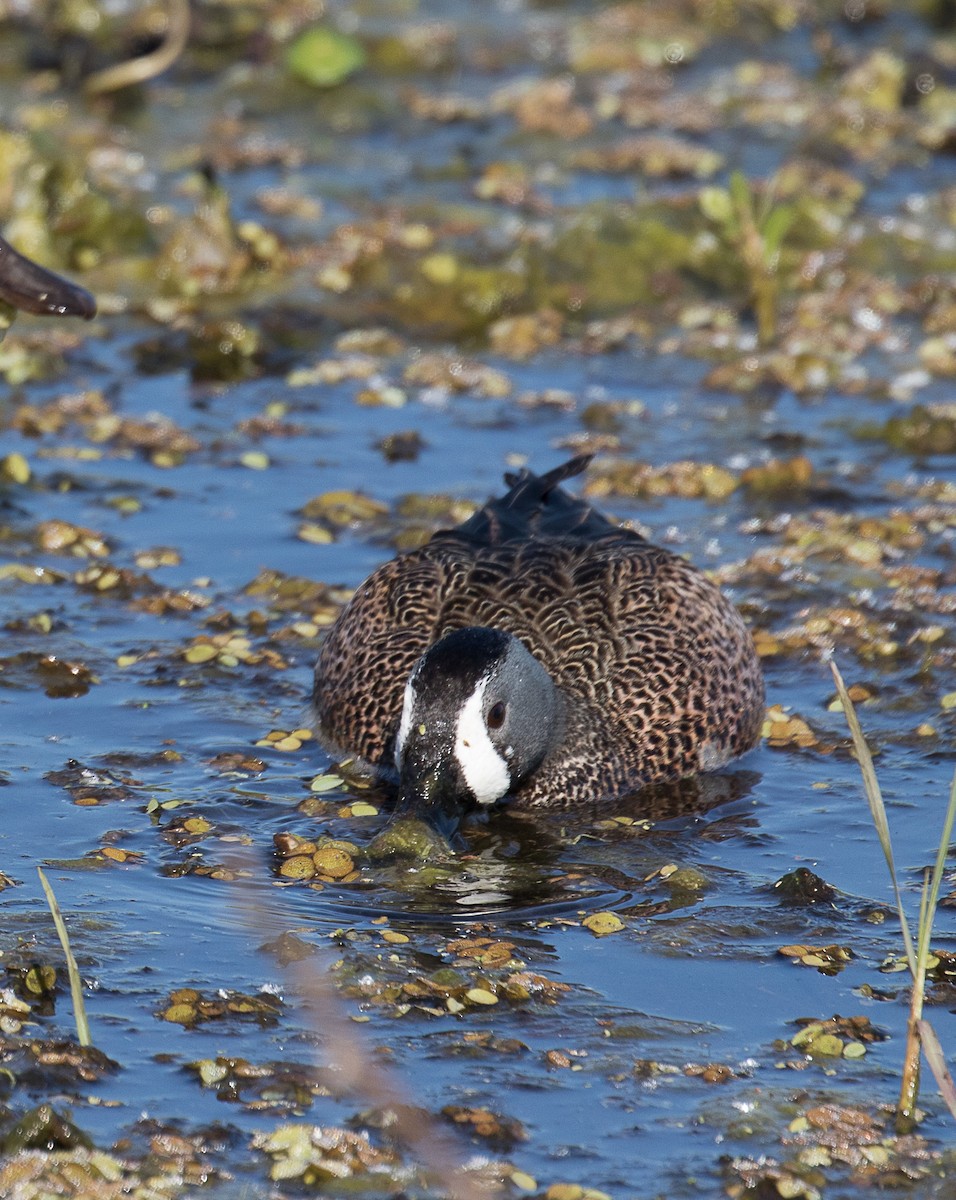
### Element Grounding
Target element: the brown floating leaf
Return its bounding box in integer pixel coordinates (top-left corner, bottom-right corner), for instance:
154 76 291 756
442 1104 527 1149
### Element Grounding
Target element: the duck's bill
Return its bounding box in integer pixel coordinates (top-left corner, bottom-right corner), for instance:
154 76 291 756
391 754 471 847
0 236 96 319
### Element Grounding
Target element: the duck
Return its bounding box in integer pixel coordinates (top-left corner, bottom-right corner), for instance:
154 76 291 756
0 234 96 320
313 455 765 839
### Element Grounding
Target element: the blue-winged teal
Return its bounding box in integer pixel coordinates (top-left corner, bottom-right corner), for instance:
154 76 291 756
0 234 96 320
314 456 764 836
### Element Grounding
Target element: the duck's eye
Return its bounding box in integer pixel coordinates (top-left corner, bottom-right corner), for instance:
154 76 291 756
487 701 507 730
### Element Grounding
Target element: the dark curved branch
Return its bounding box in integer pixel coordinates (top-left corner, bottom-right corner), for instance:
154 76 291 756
0 235 96 319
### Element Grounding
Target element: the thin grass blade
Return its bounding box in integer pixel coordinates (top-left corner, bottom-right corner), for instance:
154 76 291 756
918 767 956 963
37 867 92 1047
830 660 916 973
917 1019 956 1123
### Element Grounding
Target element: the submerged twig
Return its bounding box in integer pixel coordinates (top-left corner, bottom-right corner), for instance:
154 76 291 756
37 867 92 1048
84 0 190 97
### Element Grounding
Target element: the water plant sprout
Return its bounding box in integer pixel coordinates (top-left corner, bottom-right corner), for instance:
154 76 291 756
831 661 956 1133
37 867 91 1049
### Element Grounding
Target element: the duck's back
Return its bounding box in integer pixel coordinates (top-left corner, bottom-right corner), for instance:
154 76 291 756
313 457 764 805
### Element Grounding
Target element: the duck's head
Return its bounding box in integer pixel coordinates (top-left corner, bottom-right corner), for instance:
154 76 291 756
392 626 559 841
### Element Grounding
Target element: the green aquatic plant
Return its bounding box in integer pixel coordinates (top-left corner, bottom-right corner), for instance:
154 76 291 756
285 25 367 88
699 170 794 346
37 867 92 1048
830 661 956 1134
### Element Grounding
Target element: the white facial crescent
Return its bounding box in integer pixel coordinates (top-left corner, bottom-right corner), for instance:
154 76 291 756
454 676 510 805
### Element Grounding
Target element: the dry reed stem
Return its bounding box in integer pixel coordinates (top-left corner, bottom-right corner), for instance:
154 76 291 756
84 0 191 96
237 856 502 1200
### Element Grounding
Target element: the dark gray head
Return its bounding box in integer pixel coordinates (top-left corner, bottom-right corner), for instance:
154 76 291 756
393 626 558 838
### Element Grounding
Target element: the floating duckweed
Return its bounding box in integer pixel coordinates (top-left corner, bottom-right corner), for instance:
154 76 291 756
778 944 852 975
0 452 30 483
297 522 334 544
662 867 709 892
161 987 282 1027
164 1002 199 1025
184 643 219 665
99 846 143 864
859 404 956 456
273 736 303 752
582 912 625 937
279 855 316 880
291 621 320 638
309 774 345 792
38 520 110 558
448 938 519 968
24 964 56 995
466 987 499 1006
740 456 813 496
511 1170 538 1192
285 26 367 88
0 564 62 585
196 1059 230 1086
586 459 738 502
300 490 389 526
419 252 459 285
254 1121 399 1186
346 801 379 817
182 817 212 834
787 1015 884 1060
312 845 354 879
134 547 181 569
794 1030 845 1057
547 1186 612 1200
761 706 821 750
355 384 406 407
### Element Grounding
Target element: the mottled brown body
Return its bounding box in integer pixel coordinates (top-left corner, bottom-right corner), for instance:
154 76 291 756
313 457 764 808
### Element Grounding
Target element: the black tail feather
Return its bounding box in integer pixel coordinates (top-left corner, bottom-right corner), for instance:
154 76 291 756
503 453 592 496
448 455 616 547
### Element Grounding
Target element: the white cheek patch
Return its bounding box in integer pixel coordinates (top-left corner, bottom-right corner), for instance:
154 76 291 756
454 676 510 805
394 676 416 771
